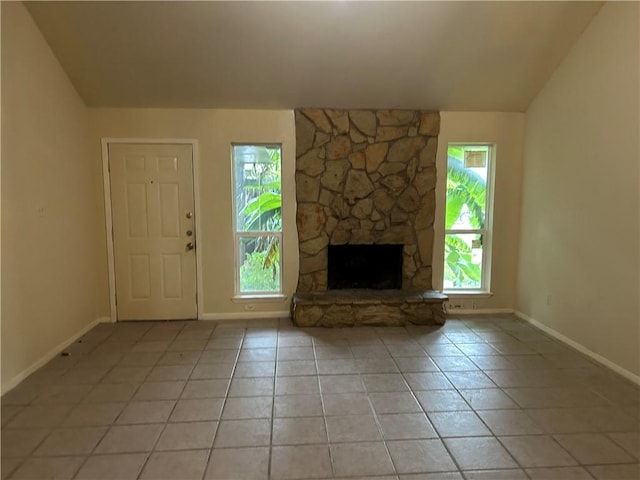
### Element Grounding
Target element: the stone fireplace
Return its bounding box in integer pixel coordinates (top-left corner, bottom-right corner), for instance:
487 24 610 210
291 108 447 327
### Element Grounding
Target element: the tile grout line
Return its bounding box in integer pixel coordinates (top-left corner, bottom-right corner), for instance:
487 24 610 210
267 328 280 480
134 322 191 480
458 320 616 474
375 332 429 477
200 322 246 480
311 329 337 479
384 329 467 477
65 322 157 480
441 323 556 474
56 323 148 480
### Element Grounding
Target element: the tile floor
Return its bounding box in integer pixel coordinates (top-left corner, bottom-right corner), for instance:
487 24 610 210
1 315 639 480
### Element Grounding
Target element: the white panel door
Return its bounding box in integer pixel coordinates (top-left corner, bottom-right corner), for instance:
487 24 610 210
109 143 197 320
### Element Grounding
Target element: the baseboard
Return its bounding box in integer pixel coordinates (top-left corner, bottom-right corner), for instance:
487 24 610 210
1 317 107 395
199 311 291 321
515 311 640 386
446 308 515 315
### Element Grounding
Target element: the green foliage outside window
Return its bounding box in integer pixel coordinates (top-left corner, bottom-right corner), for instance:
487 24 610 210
234 145 282 293
444 146 488 288
240 248 281 292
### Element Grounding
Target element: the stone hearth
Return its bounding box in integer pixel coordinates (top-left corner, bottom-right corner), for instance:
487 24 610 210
292 290 448 327
292 108 447 326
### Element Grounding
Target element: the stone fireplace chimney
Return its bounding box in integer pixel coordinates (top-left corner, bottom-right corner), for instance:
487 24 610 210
292 109 447 327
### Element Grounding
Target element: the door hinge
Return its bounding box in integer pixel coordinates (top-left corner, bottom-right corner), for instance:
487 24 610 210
114 293 118 306
195 292 198 304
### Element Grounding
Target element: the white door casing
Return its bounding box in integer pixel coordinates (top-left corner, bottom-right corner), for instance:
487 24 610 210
108 143 197 320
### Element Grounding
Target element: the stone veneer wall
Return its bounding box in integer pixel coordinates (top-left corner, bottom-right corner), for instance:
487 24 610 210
295 109 440 293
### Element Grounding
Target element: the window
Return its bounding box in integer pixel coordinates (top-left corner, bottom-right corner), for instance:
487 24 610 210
444 144 494 292
232 144 282 295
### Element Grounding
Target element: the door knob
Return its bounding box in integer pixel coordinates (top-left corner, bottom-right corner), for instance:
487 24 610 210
186 242 195 251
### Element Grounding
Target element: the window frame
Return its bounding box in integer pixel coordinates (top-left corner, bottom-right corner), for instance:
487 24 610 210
231 143 284 298
443 143 495 294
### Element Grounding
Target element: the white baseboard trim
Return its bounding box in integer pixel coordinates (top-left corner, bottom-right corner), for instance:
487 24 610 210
446 308 515 315
96 316 114 324
199 311 291 321
515 311 640 386
1 317 108 395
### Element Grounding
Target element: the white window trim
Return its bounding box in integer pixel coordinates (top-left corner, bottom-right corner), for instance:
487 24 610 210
446 291 494 298
231 294 288 303
443 143 495 295
231 143 284 298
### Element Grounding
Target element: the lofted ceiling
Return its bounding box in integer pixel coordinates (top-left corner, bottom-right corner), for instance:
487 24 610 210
24 1 602 112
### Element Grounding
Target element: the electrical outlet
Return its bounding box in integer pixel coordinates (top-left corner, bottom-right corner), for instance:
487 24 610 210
244 304 255 311
472 300 478 310
546 294 552 306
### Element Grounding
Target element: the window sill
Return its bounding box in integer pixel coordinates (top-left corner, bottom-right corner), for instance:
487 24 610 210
443 290 493 298
232 294 288 303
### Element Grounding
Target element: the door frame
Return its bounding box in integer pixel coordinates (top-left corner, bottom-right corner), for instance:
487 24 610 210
101 138 203 322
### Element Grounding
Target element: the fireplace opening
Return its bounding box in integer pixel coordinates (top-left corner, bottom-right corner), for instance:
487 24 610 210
328 244 403 290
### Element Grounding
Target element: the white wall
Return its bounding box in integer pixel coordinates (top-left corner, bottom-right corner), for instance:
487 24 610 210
517 2 639 379
93 110 525 320
433 112 525 311
1 2 103 392
89 109 297 320
93 109 526 320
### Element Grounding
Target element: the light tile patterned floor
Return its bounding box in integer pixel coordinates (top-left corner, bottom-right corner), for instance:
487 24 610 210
1 315 638 479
